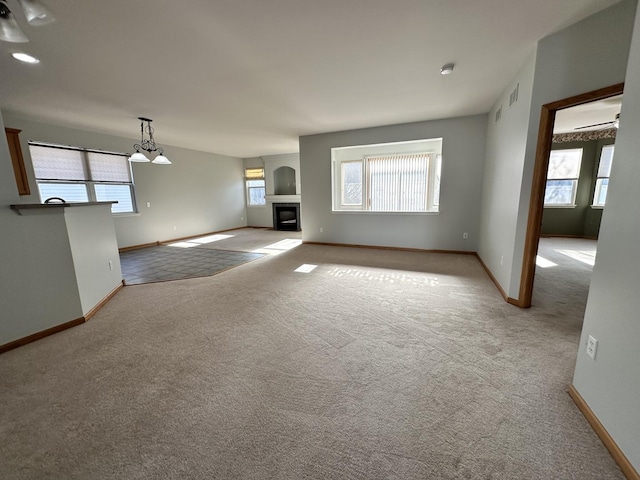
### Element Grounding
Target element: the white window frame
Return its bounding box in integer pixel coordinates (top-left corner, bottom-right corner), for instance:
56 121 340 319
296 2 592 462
245 168 266 207
332 149 442 214
592 144 614 208
544 148 583 208
30 143 137 214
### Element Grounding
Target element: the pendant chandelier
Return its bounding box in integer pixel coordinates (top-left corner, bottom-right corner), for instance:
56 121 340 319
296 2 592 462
129 117 171 165
0 0 55 43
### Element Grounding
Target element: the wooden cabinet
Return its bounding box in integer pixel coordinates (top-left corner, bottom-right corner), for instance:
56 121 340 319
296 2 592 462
5 128 30 196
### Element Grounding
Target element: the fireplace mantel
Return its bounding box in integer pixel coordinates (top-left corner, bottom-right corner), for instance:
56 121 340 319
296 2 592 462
265 194 301 203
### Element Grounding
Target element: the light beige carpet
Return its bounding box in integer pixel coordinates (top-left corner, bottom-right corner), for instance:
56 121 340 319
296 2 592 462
0 232 623 479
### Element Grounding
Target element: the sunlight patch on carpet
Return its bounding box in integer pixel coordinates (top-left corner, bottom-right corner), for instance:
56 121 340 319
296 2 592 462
167 234 235 248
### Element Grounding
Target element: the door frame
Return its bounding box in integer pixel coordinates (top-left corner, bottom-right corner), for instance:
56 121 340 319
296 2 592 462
517 83 624 308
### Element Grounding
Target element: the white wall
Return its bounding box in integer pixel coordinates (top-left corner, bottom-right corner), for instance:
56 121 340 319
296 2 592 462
478 0 637 298
2 114 247 248
573 3 640 471
299 115 486 251
478 53 536 295
0 114 84 345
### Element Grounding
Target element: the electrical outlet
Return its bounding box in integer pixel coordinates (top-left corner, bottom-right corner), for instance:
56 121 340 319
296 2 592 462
500 255 504 266
463 232 468 239
320 227 323 233
146 202 151 208
586 335 598 360
108 260 113 271
173 226 177 231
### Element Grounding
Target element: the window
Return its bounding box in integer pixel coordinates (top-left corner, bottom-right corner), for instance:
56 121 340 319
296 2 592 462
593 144 614 207
544 148 582 207
29 143 136 214
245 167 265 206
332 139 442 213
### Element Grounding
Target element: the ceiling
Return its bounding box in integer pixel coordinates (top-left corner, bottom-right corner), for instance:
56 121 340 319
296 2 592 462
0 0 623 158
554 95 623 133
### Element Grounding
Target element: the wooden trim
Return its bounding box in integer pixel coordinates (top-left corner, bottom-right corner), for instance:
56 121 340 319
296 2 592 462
302 241 476 256
568 385 640 480
474 253 508 300
474 253 521 305
519 83 624 308
0 281 124 355
5 128 31 196
0 317 85 355
84 281 124 321
539 234 599 240
119 241 159 253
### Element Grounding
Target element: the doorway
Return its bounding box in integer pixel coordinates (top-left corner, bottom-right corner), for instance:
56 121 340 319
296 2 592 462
518 83 624 308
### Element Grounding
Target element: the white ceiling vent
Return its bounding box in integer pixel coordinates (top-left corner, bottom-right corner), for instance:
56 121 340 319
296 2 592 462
495 106 502 123
509 83 519 107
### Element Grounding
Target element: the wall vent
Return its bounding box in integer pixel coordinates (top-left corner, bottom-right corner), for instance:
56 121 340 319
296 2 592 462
509 83 519 106
495 106 502 123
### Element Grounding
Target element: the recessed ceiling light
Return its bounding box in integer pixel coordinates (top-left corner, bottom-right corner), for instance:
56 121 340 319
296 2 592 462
440 63 455 75
12 52 40 64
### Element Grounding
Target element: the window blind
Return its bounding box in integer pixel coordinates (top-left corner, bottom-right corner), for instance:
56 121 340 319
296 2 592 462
88 152 131 183
367 154 430 211
245 168 264 179
31 145 86 181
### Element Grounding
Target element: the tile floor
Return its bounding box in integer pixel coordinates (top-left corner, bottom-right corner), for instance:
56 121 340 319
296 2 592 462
120 245 264 285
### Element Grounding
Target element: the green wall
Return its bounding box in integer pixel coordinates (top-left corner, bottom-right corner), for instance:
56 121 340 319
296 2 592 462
541 138 614 237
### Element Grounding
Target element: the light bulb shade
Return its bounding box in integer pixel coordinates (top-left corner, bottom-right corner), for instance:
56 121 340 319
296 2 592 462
128 151 150 163
440 63 454 75
0 6 29 42
17 0 55 26
152 155 171 165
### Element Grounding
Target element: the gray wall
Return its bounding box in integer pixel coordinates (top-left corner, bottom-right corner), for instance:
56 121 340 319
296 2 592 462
0 113 83 344
479 0 637 299
299 115 486 251
540 139 613 237
573 2 640 470
65 205 123 314
3 114 247 248
478 53 536 294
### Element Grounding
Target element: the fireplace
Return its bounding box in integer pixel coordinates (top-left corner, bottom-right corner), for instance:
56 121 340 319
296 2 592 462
273 203 301 231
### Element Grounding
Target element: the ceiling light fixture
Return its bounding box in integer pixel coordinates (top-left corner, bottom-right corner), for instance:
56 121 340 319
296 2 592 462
129 117 171 165
12 51 39 63
440 63 455 75
0 0 55 43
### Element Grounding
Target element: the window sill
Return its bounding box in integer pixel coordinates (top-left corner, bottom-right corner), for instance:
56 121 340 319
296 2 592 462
113 212 140 217
543 204 577 209
590 205 604 210
247 205 267 208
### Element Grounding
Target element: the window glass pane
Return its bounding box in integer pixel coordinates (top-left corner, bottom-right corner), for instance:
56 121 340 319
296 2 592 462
88 152 131 182
248 179 266 206
547 149 582 179
38 182 89 203
249 187 266 205
30 146 87 181
544 179 576 205
341 161 362 205
432 154 442 207
95 184 134 213
597 145 615 178
368 154 428 212
594 178 609 206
